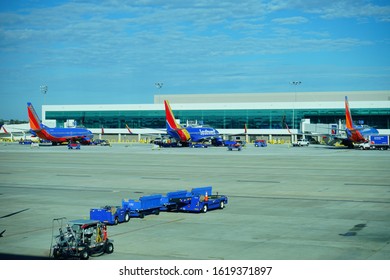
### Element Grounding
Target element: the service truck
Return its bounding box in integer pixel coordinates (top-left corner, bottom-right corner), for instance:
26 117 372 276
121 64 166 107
357 135 389 150
90 205 130 225
292 139 309 147
163 186 228 213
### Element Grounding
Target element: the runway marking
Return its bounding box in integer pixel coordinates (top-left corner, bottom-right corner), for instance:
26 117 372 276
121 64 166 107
229 195 390 204
237 180 280 183
141 177 180 180
56 174 91 177
344 183 390 187
339 223 367 237
111 218 185 237
1 184 114 192
0 208 29 219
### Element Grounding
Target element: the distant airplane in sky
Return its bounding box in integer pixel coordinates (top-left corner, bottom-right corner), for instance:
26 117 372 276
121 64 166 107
164 100 223 145
27 102 93 145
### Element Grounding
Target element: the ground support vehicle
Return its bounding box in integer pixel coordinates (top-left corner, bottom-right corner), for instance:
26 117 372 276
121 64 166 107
19 140 32 145
122 194 163 218
254 140 267 147
92 139 111 146
190 143 209 148
163 186 228 213
357 135 389 150
68 142 80 149
50 218 114 260
160 190 189 211
90 206 130 225
292 139 309 147
227 142 242 151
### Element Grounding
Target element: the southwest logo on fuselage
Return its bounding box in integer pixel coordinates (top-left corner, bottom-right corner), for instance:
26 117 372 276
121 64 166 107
27 102 93 145
164 100 221 144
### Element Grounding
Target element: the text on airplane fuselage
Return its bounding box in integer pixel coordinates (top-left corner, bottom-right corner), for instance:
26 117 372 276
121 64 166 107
200 129 217 136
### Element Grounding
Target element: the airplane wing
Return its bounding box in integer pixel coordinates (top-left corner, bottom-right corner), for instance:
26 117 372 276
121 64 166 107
125 124 167 136
0 123 30 134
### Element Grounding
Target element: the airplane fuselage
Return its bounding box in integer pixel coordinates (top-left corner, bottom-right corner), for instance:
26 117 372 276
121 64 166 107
186 127 220 142
33 127 93 144
346 127 379 143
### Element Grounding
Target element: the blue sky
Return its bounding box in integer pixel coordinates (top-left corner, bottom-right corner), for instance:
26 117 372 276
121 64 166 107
1 0 389 120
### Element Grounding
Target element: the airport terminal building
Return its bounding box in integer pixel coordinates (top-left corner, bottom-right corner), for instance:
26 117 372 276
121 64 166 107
42 90 390 142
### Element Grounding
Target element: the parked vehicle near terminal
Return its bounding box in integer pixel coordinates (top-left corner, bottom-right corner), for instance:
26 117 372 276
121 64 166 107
68 142 80 149
357 135 389 150
227 142 242 151
292 139 309 147
191 143 209 148
254 140 267 147
92 139 111 146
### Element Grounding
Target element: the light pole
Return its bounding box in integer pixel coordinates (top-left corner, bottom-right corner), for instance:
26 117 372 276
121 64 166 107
155 82 163 95
290 81 301 129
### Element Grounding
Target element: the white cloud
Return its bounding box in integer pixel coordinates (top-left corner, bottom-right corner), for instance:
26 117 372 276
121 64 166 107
272 16 309 25
0 0 389 119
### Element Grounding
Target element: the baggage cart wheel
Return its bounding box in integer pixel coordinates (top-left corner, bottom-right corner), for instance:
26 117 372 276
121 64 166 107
80 249 89 260
105 242 114 254
201 204 208 213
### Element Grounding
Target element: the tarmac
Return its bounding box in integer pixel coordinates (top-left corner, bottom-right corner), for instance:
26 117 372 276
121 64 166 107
0 142 389 260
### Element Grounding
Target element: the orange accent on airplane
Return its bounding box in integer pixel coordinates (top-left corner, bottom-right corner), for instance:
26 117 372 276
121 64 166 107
345 96 354 129
27 103 42 131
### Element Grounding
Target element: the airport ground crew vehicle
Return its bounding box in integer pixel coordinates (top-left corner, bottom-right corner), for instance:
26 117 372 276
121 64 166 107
67 142 80 149
357 135 389 150
50 218 114 260
227 142 242 151
162 186 228 213
90 205 130 225
254 139 267 147
122 194 163 218
292 139 309 146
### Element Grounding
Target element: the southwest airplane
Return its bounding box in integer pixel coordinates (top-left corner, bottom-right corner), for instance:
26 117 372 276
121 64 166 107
164 100 223 145
320 96 378 147
27 102 93 145
339 96 379 147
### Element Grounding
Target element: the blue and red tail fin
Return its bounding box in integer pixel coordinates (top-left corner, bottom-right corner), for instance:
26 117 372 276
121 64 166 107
125 124 133 134
27 102 42 131
345 96 354 129
164 100 180 131
164 100 190 142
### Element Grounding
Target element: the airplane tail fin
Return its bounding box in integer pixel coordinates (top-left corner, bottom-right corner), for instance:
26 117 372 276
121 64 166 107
27 102 42 131
164 100 190 141
1 125 8 134
125 124 133 134
345 96 354 129
164 100 182 131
